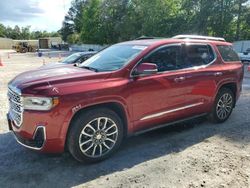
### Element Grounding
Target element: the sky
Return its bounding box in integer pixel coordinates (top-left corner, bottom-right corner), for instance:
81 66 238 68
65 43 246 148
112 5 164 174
0 0 72 32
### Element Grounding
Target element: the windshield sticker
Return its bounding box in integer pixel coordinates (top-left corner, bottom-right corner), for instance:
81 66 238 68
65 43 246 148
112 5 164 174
132 46 147 50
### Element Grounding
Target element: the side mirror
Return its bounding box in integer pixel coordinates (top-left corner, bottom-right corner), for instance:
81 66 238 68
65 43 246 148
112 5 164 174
134 63 158 76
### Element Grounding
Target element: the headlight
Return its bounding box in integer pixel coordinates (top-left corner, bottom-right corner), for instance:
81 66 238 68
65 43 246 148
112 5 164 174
22 97 59 111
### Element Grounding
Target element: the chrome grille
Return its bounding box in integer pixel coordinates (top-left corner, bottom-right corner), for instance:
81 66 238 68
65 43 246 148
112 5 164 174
8 86 23 127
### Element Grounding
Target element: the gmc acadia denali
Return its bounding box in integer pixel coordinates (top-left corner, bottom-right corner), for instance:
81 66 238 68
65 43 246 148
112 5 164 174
7 35 243 162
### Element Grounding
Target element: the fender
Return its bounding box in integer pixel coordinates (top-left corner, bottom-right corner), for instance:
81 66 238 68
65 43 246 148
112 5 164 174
213 79 237 102
58 97 132 149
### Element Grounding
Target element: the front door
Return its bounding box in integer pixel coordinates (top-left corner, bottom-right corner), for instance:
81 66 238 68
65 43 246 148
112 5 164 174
130 44 193 132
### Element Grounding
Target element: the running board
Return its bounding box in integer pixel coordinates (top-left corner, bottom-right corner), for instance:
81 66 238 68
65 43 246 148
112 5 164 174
133 113 207 136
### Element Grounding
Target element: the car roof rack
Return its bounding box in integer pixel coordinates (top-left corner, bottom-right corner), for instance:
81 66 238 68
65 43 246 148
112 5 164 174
135 36 163 40
173 35 226 42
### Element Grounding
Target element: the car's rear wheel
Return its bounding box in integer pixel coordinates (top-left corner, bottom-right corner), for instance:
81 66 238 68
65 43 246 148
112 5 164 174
67 108 124 163
209 88 235 123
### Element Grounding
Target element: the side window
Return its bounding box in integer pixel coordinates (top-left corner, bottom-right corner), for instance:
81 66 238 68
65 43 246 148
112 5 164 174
144 46 182 72
183 44 215 68
217 45 240 62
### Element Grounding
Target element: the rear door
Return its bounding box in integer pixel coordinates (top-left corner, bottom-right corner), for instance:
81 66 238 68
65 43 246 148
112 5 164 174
181 43 221 114
216 45 244 100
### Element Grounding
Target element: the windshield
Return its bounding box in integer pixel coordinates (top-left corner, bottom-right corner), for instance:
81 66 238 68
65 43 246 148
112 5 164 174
80 45 147 72
62 53 81 64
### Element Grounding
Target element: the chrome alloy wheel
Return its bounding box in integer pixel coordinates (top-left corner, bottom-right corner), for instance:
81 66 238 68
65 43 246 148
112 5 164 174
78 117 118 158
216 93 233 120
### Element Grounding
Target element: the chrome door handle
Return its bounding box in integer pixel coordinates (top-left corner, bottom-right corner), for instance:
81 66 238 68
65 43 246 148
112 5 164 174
174 76 186 82
214 72 223 76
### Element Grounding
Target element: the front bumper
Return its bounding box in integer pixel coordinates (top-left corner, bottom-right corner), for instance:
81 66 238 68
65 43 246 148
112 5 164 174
8 113 46 150
7 111 66 153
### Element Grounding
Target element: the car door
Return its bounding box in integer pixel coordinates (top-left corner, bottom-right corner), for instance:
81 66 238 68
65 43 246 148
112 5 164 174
181 43 221 114
130 44 195 132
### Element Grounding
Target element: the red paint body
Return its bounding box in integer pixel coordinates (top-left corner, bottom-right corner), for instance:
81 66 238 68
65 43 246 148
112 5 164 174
8 39 244 153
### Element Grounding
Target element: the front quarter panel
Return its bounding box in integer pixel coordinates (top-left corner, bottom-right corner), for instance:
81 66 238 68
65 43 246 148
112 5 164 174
56 77 132 146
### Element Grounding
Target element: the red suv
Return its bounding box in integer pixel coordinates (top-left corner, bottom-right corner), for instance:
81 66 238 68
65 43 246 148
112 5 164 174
7 35 243 162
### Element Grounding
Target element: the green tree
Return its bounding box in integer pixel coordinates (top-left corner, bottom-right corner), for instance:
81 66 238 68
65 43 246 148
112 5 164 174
123 0 182 39
60 0 88 41
67 33 80 44
240 6 250 39
20 26 31 39
0 23 61 40
0 24 5 37
80 0 103 44
99 0 130 43
61 0 250 44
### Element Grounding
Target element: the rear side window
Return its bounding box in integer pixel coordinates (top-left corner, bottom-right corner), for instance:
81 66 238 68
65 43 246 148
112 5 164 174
183 44 215 68
217 45 240 62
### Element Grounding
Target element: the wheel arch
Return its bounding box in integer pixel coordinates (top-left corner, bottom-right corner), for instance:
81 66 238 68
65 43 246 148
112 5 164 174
216 82 237 107
65 101 129 150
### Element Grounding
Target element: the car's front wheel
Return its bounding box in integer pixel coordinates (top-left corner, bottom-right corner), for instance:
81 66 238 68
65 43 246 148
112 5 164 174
67 108 124 163
209 88 235 123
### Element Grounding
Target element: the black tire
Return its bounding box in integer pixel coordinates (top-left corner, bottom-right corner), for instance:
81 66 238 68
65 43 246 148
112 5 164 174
209 88 235 123
67 108 124 163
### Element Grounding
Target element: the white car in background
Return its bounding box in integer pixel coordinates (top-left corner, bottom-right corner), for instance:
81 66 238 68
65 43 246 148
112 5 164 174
238 48 250 63
233 41 250 63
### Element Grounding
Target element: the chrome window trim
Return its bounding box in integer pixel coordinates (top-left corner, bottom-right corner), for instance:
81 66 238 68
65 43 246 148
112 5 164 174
130 43 217 78
140 102 204 121
13 126 46 151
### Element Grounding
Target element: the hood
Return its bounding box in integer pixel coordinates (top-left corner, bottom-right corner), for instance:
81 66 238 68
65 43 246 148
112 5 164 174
9 64 110 92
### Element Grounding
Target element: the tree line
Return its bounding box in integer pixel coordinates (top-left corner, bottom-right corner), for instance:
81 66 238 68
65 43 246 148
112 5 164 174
0 24 60 40
60 0 250 44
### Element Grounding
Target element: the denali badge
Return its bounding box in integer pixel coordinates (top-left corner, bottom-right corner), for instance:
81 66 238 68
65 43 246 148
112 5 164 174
72 104 82 113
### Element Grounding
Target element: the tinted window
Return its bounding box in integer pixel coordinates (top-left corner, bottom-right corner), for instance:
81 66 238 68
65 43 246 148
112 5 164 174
217 45 240 62
183 44 215 68
145 46 182 72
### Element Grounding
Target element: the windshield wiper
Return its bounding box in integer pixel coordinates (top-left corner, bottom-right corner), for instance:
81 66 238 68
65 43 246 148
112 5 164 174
81 65 99 72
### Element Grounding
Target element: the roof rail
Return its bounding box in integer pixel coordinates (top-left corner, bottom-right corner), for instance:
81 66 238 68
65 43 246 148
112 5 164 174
173 35 226 42
135 36 163 40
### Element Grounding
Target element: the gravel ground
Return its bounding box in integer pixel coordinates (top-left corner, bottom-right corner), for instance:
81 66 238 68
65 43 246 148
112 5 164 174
0 53 250 188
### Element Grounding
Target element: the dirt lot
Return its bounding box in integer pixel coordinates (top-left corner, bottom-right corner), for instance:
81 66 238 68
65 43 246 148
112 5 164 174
0 53 250 188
